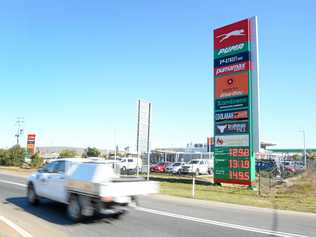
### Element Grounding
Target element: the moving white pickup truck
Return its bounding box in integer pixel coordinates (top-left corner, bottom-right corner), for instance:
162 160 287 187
27 158 159 221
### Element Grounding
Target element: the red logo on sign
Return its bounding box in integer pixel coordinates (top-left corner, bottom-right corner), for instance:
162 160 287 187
214 19 250 50
27 134 36 141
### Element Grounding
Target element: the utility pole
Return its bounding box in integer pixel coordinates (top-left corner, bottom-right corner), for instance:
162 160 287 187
15 117 24 145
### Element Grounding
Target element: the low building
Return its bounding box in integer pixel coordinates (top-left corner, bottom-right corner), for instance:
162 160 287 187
150 142 213 164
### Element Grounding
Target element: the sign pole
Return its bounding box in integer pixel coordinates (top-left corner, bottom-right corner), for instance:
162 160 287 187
146 103 151 181
136 100 140 177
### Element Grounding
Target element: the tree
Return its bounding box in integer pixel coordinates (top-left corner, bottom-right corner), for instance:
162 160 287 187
59 149 78 158
0 145 26 166
30 152 44 168
0 149 8 165
292 154 302 161
83 147 101 158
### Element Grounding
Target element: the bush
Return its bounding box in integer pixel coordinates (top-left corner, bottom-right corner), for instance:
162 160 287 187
30 153 44 168
59 149 78 158
82 147 101 158
0 145 25 166
0 149 8 165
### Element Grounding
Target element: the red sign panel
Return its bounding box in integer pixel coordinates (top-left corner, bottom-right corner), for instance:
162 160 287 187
214 61 250 77
214 19 250 50
215 72 249 99
27 134 36 141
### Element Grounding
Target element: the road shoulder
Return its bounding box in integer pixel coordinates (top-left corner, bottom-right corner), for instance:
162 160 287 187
0 202 69 237
148 194 316 217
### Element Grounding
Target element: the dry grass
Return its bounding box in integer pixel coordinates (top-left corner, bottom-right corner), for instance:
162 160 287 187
0 166 35 177
156 168 316 213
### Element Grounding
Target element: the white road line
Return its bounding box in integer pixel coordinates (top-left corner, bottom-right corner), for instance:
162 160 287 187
0 179 27 187
136 207 308 237
0 216 33 237
0 178 309 237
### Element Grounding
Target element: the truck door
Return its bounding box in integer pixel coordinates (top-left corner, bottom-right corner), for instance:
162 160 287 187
48 160 67 203
35 161 57 198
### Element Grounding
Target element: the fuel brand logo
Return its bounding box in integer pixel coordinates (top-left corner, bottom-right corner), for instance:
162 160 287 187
215 122 248 135
214 19 249 49
215 72 248 99
215 42 249 59
215 110 248 122
215 135 249 147
216 29 246 43
215 96 248 110
217 124 227 134
215 61 250 77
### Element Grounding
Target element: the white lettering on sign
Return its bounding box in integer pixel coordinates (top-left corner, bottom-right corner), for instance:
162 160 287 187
218 43 245 56
215 62 246 76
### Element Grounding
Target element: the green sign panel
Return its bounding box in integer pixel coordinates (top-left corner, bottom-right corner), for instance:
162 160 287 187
214 42 250 59
215 96 248 111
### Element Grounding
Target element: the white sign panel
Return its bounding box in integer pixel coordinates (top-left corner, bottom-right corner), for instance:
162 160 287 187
137 100 151 153
215 135 249 147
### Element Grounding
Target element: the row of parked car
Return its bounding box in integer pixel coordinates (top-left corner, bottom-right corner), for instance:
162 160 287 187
150 159 213 175
117 157 304 177
256 159 305 175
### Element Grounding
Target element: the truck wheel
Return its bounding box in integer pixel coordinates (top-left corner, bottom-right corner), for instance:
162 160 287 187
67 194 82 222
195 169 200 176
121 166 127 175
27 183 39 205
112 210 126 219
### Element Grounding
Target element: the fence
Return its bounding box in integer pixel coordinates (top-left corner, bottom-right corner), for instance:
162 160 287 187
257 159 316 196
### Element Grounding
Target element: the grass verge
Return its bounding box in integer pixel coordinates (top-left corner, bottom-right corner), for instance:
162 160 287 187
154 169 316 213
0 166 35 177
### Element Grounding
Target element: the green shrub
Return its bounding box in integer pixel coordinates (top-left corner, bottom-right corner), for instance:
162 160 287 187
30 152 44 168
0 145 25 166
59 149 78 158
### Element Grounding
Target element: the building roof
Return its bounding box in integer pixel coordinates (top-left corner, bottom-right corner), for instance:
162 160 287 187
267 148 316 153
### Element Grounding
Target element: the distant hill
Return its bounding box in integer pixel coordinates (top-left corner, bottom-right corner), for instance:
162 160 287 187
37 146 108 155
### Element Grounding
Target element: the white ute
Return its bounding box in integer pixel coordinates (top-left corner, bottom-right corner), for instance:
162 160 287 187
181 159 213 175
27 158 159 221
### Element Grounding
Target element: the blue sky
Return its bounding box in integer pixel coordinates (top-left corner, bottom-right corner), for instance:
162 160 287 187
0 0 315 150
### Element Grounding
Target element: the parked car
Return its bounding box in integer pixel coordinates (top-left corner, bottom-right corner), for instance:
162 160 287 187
284 166 296 174
166 162 186 174
256 159 277 172
27 158 159 222
181 159 212 175
150 162 172 173
282 160 305 174
294 162 305 172
120 157 142 174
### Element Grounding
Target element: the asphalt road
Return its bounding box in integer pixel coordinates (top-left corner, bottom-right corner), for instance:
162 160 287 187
0 173 315 237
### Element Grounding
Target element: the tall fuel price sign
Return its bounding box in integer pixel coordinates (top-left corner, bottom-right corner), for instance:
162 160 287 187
27 134 36 156
213 17 260 186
